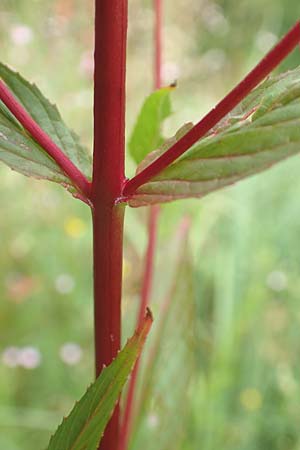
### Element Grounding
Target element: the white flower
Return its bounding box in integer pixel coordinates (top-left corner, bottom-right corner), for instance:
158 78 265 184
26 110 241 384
266 270 287 292
162 62 181 85
10 25 34 46
256 31 278 53
59 343 82 366
2 347 20 368
147 413 159 429
18 347 41 369
79 51 94 78
55 274 75 294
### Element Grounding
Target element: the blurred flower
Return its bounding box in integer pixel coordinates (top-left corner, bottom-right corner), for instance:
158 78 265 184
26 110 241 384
201 3 229 35
5 273 37 303
64 217 86 238
240 388 262 412
266 270 287 292
18 347 41 369
162 62 181 85
2 346 41 369
79 51 94 79
147 413 159 429
59 343 82 365
255 31 278 53
2 347 20 368
10 25 34 46
55 274 75 295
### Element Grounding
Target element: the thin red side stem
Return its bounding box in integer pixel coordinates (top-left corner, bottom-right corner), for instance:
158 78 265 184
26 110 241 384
120 205 160 450
0 80 91 198
123 21 300 196
134 217 191 422
92 1 127 450
120 3 163 450
139 206 161 326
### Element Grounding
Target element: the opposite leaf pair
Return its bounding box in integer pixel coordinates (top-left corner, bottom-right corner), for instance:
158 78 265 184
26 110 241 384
1 23 300 210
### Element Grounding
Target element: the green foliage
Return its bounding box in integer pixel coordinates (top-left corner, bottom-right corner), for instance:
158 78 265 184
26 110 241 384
1 2 300 450
0 63 91 188
129 67 300 206
129 87 172 164
47 312 152 450
130 223 196 450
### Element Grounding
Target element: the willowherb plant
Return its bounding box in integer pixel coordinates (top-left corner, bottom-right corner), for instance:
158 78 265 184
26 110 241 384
1 2 300 450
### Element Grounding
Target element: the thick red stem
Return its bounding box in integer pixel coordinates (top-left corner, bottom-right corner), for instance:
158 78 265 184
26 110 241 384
123 21 300 196
120 3 163 449
0 80 91 198
92 1 127 450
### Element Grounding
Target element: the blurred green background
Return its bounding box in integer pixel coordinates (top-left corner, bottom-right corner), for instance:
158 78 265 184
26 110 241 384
1 1 300 449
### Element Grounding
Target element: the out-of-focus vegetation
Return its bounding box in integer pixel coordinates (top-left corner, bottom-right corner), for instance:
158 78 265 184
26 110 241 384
1 1 300 449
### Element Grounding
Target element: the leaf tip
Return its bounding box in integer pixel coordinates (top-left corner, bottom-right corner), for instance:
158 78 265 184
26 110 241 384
146 306 154 322
167 80 177 90
140 307 154 337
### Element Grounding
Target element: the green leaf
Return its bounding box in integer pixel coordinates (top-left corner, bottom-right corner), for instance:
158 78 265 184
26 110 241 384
47 310 153 450
0 63 91 187
0 111 71 186
129 67 300 207
129 87 173 164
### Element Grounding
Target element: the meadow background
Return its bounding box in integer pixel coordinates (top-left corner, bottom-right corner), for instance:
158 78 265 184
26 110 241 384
1 1 300 449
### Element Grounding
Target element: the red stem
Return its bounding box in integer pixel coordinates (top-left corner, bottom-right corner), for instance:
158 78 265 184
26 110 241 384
123 21 300 196
0 80 91 198
120 205 160 450
120 3 163 449
92 1 128 450
139 206 160 325
134 217 191 421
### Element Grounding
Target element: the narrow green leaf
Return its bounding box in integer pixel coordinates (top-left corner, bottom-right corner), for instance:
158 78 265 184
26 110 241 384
129 87 173 164
129 67 300 207
0 63 91 187
47 310 153 450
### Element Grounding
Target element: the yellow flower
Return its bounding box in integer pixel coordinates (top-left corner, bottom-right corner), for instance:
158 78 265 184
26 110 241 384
240 388 262 412
64 217 86 238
